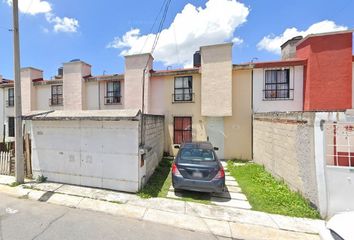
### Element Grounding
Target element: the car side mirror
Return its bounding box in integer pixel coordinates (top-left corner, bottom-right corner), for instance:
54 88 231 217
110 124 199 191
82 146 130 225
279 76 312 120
174 145 180 149
214 147 219 151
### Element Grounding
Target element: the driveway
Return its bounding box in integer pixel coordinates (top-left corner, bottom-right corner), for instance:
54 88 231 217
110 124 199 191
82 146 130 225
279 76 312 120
167 161 252 209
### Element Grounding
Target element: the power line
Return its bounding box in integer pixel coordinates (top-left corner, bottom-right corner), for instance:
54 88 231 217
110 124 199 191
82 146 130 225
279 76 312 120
139 0 168 54
150 0 172 56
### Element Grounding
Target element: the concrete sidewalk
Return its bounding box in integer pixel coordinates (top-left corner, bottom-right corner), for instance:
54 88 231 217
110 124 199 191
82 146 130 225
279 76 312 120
0 175 324 239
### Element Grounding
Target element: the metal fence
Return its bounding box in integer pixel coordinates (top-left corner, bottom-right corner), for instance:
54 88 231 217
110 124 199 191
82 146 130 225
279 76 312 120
325 122 354 167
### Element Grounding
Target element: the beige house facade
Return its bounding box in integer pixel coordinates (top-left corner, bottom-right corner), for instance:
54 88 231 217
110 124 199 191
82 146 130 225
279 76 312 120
0 43 253 160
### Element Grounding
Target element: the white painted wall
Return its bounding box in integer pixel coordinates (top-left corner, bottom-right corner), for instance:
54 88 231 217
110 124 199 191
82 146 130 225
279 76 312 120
31 120 141 192
253 66 304 113
0 88 4 142
3 87 14 142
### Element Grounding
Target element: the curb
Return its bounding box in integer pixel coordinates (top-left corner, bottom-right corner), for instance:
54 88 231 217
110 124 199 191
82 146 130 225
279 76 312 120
0 183 324 239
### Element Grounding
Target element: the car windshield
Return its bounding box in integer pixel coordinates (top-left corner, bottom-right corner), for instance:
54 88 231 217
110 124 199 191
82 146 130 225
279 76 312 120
179 148 216 162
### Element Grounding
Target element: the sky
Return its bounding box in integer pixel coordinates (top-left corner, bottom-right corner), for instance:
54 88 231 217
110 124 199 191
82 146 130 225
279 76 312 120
0 0 353 79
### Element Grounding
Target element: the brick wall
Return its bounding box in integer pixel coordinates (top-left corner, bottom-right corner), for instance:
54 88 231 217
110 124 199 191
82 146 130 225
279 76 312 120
253 112 319 206
143 114 165 180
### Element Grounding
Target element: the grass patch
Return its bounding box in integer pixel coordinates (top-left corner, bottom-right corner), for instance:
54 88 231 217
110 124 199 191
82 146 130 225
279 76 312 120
229 158 251 164
138 158 173 198
8 182 21 187
227 161 321 219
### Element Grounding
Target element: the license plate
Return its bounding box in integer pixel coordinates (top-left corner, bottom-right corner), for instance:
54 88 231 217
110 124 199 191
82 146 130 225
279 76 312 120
192 172 203 178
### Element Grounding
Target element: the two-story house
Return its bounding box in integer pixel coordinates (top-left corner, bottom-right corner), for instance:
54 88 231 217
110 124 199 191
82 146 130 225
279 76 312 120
0 43 253 160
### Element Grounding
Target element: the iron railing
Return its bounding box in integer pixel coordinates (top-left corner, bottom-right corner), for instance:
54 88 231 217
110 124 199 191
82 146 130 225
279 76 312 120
104 96 121 105
172 93 195 103
263 89 294 101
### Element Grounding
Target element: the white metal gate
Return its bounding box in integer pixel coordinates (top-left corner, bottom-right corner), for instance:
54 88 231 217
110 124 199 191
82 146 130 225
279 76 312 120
324 122 354 216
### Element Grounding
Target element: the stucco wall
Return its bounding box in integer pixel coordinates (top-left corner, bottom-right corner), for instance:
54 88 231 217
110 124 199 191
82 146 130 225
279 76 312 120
124 54 152 110
224 69 252 160
63 61 91 110
253 66 304 113
143 115 165 181
35 84 63 111
200 43 233 116
253 112 318 206
21 68 42 114
150 74 207 155
297 32 353 111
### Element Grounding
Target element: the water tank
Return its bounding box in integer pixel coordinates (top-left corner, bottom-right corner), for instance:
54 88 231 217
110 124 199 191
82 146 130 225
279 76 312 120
70 59 81 62
57 67 63 76
193 51 201 67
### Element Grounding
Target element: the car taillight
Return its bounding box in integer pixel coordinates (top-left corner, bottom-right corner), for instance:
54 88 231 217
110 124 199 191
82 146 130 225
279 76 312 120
213 167 225 180
172 163 182 177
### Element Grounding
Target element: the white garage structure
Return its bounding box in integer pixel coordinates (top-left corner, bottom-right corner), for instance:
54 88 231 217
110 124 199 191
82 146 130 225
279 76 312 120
24 110 164 192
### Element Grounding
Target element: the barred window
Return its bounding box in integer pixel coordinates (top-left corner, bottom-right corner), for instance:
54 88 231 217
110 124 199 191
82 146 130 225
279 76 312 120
8 88 14 107
105 81 121 104
51 85 63 106
174 76 193 102
174 117 192 144
264 69 290 100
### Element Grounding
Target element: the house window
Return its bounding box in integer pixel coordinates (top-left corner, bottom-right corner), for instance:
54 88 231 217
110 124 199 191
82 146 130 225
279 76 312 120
105 81 121 104
7 88 14 107
174 117 192 144
264 69 291 100
8 117 14 137
174 76 193 102
51 85 63 106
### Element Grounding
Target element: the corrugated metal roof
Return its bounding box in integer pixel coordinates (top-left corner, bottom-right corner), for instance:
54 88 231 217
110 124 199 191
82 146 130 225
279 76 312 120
23 109 141 121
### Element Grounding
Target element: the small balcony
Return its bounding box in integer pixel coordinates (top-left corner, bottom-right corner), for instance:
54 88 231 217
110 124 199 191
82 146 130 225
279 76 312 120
172 93 195 103
49 97 63 106
104 96 121 105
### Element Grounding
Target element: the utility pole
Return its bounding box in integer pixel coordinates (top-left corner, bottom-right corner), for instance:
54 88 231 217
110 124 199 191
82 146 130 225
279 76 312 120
13 0 24 183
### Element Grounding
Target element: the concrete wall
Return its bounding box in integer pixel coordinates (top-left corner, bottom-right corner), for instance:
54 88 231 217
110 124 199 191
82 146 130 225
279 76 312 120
253 112 319 206
297 32 353 111
142 115 165 182
36 84 63 111
21 68 43 114
150 74 208 155
31 120 141 192
224 69 252 160
201 43 233 116
85 81 125 110
63 61 91 110
124 54 153 110
253 66 304 113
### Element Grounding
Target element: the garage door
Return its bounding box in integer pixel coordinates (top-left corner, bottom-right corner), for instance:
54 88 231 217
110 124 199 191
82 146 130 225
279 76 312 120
31 120 140 192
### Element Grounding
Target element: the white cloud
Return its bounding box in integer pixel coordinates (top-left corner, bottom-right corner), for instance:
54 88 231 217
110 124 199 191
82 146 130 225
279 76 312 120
5 0 78 33
257 20 348 54
46 13 79 33
232 37 243 45
107 0 249 67
6 0 51 15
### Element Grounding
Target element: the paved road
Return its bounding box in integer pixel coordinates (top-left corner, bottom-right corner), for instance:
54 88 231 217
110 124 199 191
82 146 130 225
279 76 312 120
0 193 226 240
